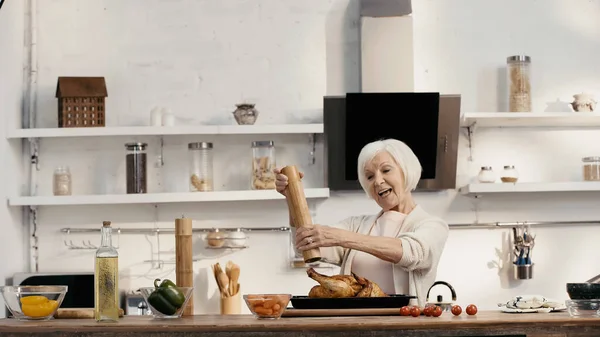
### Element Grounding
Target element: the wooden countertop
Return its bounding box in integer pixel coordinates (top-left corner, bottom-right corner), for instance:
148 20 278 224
0 311 599 337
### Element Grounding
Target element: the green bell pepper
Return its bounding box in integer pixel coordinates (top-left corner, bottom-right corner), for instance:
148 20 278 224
147 278 186 315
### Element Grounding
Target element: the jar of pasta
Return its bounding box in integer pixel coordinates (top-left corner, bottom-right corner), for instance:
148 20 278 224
582 156 600 181
507 55 532 112
189 142 214 192
251 141 276 190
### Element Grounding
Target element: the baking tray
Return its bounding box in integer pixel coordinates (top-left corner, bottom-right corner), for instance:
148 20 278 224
290 294 415 309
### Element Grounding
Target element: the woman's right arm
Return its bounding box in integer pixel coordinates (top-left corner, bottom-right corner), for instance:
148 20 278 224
289 213 352 266
275 166 351 266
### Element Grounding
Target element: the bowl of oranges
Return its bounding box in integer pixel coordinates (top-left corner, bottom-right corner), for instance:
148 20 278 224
0 285 67 320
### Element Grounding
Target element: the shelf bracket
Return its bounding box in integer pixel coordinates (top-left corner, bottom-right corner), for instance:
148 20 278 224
159 136 164 166
29 206 39 272
308 199 318 220
463 123 476 161
308 133 316 165
28 137 40 170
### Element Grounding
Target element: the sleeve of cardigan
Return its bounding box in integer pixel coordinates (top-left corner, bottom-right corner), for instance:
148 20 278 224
319 216 356 266
396 218 449 271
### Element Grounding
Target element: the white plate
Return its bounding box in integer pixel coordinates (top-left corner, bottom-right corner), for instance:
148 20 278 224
500 305 567 314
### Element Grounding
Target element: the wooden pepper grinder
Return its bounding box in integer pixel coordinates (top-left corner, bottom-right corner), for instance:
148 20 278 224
175 216 194 316
281 165 321 263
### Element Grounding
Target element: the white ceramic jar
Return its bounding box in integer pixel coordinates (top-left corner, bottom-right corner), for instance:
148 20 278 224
226 229 247 248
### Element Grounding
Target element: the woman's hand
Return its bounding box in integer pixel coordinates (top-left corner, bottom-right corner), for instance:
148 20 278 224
295 225 344 252
273 167 304 196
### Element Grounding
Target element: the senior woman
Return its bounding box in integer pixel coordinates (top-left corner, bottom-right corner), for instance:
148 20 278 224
274 138 449 307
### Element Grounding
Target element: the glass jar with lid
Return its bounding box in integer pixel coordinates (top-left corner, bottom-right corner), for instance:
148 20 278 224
477 166 496 183
53 166 72 196
251 141 276 190
501 165 519 183
507 55 531 112
582 156 600 181
125 143 148 194
206 229 225 248
189 142 213 192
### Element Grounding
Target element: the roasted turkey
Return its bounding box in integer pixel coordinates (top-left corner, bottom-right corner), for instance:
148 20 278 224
306 267 388 298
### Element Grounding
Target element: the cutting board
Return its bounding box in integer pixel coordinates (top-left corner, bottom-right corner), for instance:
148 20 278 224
54 308 124 319
281 308 401 317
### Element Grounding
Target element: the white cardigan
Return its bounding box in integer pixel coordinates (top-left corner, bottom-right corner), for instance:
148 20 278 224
319 205 449 308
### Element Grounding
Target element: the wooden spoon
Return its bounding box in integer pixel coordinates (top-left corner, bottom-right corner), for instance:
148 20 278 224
217 270 230 297
212 264 225 295
226 260 233 277
229 264 240 295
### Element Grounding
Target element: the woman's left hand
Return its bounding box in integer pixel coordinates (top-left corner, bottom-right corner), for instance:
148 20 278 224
295 225 343 251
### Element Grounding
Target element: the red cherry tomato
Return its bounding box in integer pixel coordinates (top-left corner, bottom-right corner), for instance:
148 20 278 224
451 305 462 316
410 306 421 317
466 304 478 315
432 306 443 317
399 306 410 316
423 306 432 316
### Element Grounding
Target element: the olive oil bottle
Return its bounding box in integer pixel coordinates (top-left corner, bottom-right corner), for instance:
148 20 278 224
94 221 119 322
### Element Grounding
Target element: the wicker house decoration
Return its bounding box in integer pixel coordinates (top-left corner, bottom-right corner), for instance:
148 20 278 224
55 76 107 128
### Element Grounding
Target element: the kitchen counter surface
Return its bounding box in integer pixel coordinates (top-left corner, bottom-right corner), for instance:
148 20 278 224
0 311 599 337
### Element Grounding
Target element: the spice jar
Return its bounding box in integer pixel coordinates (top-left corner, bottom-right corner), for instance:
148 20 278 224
251 141 276 190
582 156 600 181
125 142 148 194
507 55 531 112
189 142 214 192
501 165 519 183
226 228 247 248
206 229 225 248
477 166 496 183
53 166 72 196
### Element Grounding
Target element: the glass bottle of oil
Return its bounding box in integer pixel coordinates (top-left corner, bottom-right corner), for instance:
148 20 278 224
94 221 119 322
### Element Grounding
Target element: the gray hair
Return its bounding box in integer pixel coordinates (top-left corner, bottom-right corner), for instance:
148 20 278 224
357 139 422 198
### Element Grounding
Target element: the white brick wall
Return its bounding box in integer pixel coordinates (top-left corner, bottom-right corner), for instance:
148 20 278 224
0 0 27 318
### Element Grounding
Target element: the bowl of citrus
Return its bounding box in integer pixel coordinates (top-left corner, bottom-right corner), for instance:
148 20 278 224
0 285 67 320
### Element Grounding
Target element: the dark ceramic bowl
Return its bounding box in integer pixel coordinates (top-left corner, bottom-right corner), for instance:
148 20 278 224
566 283 600 300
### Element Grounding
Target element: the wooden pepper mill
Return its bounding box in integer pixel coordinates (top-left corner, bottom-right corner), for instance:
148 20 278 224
281 165 321 263
175 216 194 316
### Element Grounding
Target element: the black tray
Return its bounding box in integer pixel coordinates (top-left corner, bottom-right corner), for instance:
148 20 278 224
290 294 416 310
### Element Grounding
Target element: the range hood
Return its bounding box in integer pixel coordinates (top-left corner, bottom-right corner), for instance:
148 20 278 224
320 1 460 192
360 0 414 92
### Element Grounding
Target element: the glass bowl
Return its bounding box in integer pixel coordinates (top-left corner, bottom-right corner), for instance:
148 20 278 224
0 285 68 321
565 299 600 318
138 286 194 319
243 294 291 319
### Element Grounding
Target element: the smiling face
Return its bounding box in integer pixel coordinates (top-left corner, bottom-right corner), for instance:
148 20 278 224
363 151 410 212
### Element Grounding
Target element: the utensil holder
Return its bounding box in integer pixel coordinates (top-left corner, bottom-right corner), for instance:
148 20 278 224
514 264 533 280
220 290 241 315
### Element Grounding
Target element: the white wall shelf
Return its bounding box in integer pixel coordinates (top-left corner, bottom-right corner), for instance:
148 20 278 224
460 182 600 195
461 112 600 128
9 188 330 206
7 124 324 139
